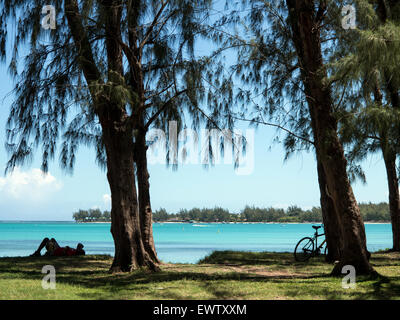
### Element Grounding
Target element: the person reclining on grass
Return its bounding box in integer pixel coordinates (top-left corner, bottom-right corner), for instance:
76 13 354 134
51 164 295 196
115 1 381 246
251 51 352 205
30 238 85 257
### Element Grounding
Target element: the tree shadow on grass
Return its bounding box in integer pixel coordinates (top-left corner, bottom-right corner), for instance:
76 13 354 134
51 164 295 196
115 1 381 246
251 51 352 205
0 254 334 299
370 258 400 267
281 272 400 300
0 255 112 274
2 252 397 300
0 255 340 299
349 275 400 300
69 272 333 300
198 250 327 266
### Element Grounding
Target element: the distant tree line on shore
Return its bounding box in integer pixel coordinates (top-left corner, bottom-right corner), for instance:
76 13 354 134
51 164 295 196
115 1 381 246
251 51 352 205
152 206 323 223
153 202 391 223
73 209 111 222
73 202 390 223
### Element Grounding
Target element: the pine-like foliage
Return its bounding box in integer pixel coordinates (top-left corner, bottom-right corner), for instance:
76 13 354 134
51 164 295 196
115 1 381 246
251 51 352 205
331 0 400 181
0 0 213 173
205 0 339 160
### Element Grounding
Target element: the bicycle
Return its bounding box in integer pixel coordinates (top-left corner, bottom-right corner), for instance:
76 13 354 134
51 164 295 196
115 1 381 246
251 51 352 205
294 225 328 262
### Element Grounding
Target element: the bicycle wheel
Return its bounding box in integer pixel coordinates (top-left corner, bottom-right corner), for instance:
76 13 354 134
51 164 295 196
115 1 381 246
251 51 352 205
294 237 314 262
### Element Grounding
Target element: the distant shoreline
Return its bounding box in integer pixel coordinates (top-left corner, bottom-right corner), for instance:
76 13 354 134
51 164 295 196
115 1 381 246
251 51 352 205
72 203 392 225
73 221 391 224
0 220 390 224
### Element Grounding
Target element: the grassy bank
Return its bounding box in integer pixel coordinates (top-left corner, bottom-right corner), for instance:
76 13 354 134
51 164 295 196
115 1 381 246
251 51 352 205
0 251 400 299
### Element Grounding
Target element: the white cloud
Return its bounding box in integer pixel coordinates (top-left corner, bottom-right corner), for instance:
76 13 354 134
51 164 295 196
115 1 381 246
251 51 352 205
0 167 62 202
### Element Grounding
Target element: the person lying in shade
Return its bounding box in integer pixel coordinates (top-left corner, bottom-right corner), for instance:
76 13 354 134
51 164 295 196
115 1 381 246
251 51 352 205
30 238 85 257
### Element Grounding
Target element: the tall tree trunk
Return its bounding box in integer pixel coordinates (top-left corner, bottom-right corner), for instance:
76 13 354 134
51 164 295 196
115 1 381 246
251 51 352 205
320 134 372 275
383 82 400 251
382 148 400 251
316 155 342 262
286 0 374 275
374 84 400 251
65 0 160 272
135 125 160 263
102 122 159 272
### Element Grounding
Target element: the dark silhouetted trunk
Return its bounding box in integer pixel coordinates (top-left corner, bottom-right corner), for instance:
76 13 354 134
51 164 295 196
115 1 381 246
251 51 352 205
373 83 400 251
383 150 400 251
65 0 161 272
135 125 160 263
101 1 159 272
383 80 400 251
286 0 374 275
102 120 159 272
316 155 342 262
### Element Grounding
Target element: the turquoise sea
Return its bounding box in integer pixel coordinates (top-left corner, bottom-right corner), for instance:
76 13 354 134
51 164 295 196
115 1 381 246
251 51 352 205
0 222 393 263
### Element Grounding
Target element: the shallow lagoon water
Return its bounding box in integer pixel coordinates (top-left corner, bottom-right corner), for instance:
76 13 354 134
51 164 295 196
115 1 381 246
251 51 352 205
0 222 393 263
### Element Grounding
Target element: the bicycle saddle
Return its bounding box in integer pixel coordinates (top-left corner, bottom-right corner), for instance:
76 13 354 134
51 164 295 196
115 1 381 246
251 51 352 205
312 225 321 230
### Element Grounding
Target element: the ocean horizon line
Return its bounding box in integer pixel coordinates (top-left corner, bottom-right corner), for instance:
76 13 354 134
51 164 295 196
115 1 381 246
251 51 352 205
0 220 392 224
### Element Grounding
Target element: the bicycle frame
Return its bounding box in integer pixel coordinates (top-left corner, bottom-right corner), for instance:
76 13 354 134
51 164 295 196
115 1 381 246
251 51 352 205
313 230 326 253
294 225 327 262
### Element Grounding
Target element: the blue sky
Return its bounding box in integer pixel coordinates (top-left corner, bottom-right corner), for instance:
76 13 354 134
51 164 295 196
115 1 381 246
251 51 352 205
0 7 390 221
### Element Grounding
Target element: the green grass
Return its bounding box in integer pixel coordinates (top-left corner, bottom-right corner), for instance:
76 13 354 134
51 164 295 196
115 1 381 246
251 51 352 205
1 251 400 299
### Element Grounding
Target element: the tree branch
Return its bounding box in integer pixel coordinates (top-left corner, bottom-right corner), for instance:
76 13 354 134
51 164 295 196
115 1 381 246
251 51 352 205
139 0 170 52
64 0 102 88
231 116 315 145
144 89 187 130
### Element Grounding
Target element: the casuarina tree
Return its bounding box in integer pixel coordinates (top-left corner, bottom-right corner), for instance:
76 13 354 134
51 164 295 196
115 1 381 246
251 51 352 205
334 0 400 252
206 0 344 263
208 0 375 273
0 0 211 272
284 0 374 274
